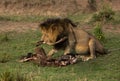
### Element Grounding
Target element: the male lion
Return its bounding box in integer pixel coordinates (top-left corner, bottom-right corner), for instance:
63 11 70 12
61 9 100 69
37 18 107 61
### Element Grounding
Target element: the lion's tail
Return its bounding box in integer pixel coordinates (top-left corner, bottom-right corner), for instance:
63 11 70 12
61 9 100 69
95 39 108 55
96 48 108 55
107 48 120 53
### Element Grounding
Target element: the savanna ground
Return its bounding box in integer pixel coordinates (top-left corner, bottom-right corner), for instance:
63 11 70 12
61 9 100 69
0 13 120 81
0 0 120 81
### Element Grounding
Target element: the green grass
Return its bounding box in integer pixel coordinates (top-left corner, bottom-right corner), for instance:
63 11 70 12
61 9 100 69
112 12 120 24
0 15 49 22
0 12 120 25
0 13 91 23
0 30 120 81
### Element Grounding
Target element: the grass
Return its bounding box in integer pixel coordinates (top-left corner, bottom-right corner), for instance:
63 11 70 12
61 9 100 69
0 13 92 23
0 15 49 22
0 30 120 81
112 12 120 24
0 11 120 25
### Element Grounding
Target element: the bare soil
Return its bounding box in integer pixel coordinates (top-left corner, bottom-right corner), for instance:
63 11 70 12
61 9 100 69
0 0 120 16
0 21 120 33
0 21 39 33
81 24 120 33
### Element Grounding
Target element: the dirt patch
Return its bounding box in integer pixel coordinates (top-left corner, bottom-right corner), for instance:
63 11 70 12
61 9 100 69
0 21 120 33
79 23 120 34
0 0 119 16
0 21 39 33
103 24 120 33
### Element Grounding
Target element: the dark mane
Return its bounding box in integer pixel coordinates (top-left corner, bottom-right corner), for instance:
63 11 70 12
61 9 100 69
40 18 77 28
63 18 77 27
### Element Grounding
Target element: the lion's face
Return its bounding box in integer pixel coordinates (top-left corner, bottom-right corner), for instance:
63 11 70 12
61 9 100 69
40 26 64 45
39 18 76 46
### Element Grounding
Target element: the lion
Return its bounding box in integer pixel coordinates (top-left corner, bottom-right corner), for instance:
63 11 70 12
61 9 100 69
37 18 107 61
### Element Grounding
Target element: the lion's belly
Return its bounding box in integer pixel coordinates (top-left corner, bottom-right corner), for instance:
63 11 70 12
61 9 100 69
75 44 89 54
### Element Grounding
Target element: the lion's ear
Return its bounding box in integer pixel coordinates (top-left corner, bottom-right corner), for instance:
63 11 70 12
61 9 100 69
49 24 57 31
52 26 57 31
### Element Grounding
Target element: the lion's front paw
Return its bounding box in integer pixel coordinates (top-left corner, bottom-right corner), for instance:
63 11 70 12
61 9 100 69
80 56 96 61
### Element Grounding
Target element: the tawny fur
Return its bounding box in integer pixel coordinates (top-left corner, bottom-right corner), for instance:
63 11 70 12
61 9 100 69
38 18 107 61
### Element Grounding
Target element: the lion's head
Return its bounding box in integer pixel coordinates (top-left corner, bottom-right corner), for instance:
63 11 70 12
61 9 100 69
39 18 77 45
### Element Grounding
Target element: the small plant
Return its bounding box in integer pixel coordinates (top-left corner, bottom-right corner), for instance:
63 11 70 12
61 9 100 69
0 71 13 81
93 22 106 42
91 3 115 23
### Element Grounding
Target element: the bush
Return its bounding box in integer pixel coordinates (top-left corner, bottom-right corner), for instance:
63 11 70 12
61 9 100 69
91 3 115 23
93 22 106 42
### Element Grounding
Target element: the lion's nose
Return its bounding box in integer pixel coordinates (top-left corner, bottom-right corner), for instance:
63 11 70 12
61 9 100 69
40 40 46 44
43 41 46 44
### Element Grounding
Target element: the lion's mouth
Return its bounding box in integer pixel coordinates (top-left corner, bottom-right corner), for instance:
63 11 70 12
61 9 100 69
47 36 68 45
36 36 68 46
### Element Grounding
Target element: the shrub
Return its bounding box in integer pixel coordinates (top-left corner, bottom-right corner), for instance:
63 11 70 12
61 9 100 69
93 22 106 42
91 3 115 23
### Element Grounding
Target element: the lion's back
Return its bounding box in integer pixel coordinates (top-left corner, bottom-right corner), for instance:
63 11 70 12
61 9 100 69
73 27 90 43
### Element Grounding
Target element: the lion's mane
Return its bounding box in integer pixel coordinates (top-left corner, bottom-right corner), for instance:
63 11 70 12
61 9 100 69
39 18 77 49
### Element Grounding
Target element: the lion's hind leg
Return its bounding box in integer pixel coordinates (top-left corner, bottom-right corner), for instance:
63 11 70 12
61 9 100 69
81 39 96 61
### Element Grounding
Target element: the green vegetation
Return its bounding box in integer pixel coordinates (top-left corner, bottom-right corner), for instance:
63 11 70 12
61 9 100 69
0 33 9 42
113 12 120 24
0 53 10 63
0 15 49 22
0 14 90 23
0 12 119 25
91 3 115 23
0 71 13 81
93 22 106 42
0 71 29 81
0 31 120 81
0 2 120 80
